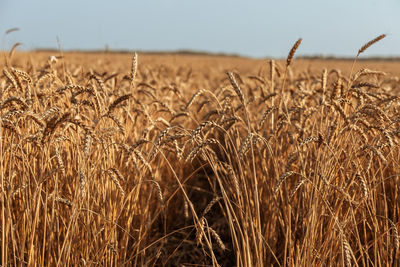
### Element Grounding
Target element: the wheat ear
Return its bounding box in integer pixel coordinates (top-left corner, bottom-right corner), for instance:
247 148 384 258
358 34 386 56
287 38 302 67
349 34 386 85
281 38 302 98
130 52 138 89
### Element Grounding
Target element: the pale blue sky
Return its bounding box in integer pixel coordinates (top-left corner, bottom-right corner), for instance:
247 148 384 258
1 0 399 58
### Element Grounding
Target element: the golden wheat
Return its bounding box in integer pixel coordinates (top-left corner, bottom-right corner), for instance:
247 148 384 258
1 38 399 266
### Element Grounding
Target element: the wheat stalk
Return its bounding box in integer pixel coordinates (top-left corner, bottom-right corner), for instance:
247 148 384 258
186 138 218 162
341 233 353 267
202 196 221 217
388 219 399 252
106 169 125 196
7 43 22 66
150 179 164 206
186 89 205 109
259 106 277 128
227 72 245 105
107 94 132 114
196 217 206 246
208 227 226 251
79 172 86 197
274 171 295 194
55 197 72 207
130 52 138 89
357 34 386 56
349 34 386 85
290 179 305 198
356 174 368 199
55 147 65 176
270 59 275 92
286 38 302 67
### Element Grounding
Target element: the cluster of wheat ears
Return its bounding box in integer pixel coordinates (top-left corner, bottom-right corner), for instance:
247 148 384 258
0 35 399 266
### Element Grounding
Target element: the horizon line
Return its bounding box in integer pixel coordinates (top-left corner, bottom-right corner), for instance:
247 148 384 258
3 47 400 61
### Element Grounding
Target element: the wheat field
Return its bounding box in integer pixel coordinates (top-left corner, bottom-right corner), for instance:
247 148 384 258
1 37 399 266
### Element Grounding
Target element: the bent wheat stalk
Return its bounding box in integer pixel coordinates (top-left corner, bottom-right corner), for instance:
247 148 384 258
349 34 386 85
